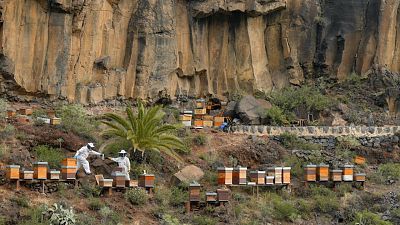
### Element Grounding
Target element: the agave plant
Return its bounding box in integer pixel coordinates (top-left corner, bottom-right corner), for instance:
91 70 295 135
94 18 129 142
47 203 76 225
102 101 185 161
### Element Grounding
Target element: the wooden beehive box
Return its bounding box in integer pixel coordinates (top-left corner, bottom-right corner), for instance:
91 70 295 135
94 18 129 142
195 100 206 108
217 167 233 185
48 170 60 180
330 169 343 182
206 192 217 203
7 110 16 118
50 117 61 125
194 108 206 115
203 120 213 127
62 158 77 167
341 165 354 181
179 114 192 121
16 116 30 124
203 115 214 121
282 167 291 184
194 120 203 127
139 174 155 188
217 188 230 202
18 108 33 115
265 176 274 185
182 120 192 127
126 179 138 187
254 171 266 184
113 172 127 188
354 173 366 182
275 167 283 184
214 117 225 127
99 178 113 187
354 156 366 165
317 164 329 182
61 166 77 180
305 165 317 182
21 170 33 180
6 165 20 180
33 162 48 180
47 110 56 118
233 166 247 185
189 183 201 202
267 167 275 176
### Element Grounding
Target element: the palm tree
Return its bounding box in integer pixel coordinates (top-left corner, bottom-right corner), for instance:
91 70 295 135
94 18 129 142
101 101 185 161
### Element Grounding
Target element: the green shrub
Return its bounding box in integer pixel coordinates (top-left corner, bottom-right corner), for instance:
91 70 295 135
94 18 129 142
80 183 101 198
272 198 299 222
88 198 104 211
378 163 400 181
125 188 148 206
99 206 121 225
337 136 360 151
313 195 339 213
279 132 321 151
154 185 172 207
192 215 218 225
57 104 98 138
103 139 131 156
0 124 15 139
295 199 313 219
336 183 353 197
0 98 7 119
46 203 76 225
264 106 288 125
351 210 392 225
193 134 207 146
270 86 333 113
0 144 8 158
75 213 96 225
11 196 29 208
162 214 188 225
33 145 64 169
202 170 217 185
284 156 304 177
0 216 5 225
19 205 50 225
170 187 187 207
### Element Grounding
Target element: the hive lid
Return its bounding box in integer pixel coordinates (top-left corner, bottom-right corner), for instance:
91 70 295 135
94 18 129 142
235 166 247 170
100 178 113 182
189 182 201 187
355 173 366 176
318 164 329 168
141 173 154 176
196 99 205 102
283 167 291 170
206 192 217 196
341 165 354 168
183 110 193 114
265 176 275 178
305 165 317 168
7 165 20 168
33 162 48 165
247 182 256 186
217 167 233 171
257 171 266 174
331 169 343 172
114 172 126 176
50 171 61 174
23 171 34 173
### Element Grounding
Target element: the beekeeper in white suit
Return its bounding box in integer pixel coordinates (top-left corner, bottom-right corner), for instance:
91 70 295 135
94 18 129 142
109 150 131 180
74 143 103 175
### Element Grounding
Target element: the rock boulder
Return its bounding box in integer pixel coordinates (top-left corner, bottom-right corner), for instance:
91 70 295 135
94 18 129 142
235 95 272 125
171 165 204 185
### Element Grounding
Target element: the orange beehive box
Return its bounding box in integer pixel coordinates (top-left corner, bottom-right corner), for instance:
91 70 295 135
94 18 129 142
189 182 201 202
206 192 217 203
203 120 213 127
195 100 206 109
330 169 342 182
305 165 317 182
139 173 155 188
6 165 20 180
214 121 223 127
217 167 233 185
48 170 60 180
113 172 126 187
250 171 265 184
214 117 225 122
61 166 77 180
354 156 366 165
126 179 138 187
233 166 247 185
203 115 214 121
21 171 34 180
33 162 48 179
18 108 33 115
47 110 56 118
7 110 16 118
317 164 329 181
341 165 354 181
16 116 30 124
194 120 204 127
354 173 366 182
62 158 77 167
283 167 291 184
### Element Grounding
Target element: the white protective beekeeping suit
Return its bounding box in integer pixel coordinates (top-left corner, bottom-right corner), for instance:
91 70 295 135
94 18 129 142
74 143 102 174
110 150 131 180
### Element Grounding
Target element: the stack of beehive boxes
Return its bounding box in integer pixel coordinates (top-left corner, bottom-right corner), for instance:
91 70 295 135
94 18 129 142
61 158 77 180
194 99 206 127
305 164 366 184
180 110 193 127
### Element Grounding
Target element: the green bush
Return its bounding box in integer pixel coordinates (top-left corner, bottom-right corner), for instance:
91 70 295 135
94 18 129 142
19 205 50 225
103 139 131 156
80 183 101 198
295 199 313 219
279 132 321 151
170 187 188 207
378 163 400 181
46 203 76 225
154 185 172 207
125 188 148 206
336 136 360 151
336 183 353 197
57 104 98 138
270 86 333 113
99 206 121 225
162 214 188 225
264 106 288 125
193 134 207 146
0 98 7 119
75 213 96 225
0 144 8 158
272 198 299 222
88 198 104 211
33 145 64 169
11 196 29 208
192 215 218 225
313 195 339 213
0 124 15 139
351 210 393 225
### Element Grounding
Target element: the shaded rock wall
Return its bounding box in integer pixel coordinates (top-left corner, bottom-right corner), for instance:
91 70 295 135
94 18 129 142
0 0 399 104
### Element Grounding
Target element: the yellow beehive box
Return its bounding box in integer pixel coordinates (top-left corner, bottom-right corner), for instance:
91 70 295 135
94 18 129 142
203 115 214 121
354 156 366 165
341 165 354 181
18 108 33 115
354 173 366 182
21 171 34 180
179 114 192 121
126 179 138 187
233 166 247 185
62 158 77 167
33 162 48 179
203 120 213 127
6 165 20 180
317 164 329 181
214 117 225 122
48 170 60 180
99 178 113 187
195 99 206 109
194 108 206 115
194 120 203 127
50 117 61 125
7 110 16 118
330 169 342 182
275 167 283 184
217 167 233 185
305 165 317 182
282 167 291 184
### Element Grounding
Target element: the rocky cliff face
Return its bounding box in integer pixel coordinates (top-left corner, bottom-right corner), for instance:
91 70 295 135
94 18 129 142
0 0 399 104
